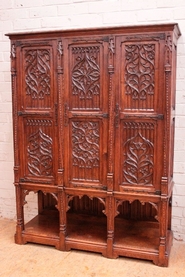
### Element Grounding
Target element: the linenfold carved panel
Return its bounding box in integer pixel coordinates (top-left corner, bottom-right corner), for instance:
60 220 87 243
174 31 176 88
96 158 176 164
71 121 100 181
122 122 154 186
23 47 52 109
123 43 156 110
70 45 101 110
24 119 53 177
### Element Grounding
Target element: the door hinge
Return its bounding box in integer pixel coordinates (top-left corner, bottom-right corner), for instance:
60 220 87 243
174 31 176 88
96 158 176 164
17 111 25 116
103 113 109 118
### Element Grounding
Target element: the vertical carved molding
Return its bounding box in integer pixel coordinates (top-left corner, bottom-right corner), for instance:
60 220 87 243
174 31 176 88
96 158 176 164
57 40 64 186
106 41 116 255
107 37 115 191
11 42 23 242
57 41 66 250
11 43 18 168
162 34 172 193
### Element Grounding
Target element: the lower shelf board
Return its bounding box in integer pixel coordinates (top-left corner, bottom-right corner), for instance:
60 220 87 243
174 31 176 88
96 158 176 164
22 209 59 245
114 217 160 252
66 212 107 245
19 210 172 264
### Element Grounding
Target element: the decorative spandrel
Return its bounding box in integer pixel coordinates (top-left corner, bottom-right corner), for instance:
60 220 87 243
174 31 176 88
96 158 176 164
26 120 53 177
122 122 154 186
24 48 52 109
123 43 156 110
71 121 100 181
70 46 101 110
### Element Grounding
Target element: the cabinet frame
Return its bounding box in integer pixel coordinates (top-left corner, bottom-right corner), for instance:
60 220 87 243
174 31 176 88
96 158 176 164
7 23 181 267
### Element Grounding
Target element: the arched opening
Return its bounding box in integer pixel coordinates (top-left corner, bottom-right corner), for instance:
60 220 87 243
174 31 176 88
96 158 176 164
66 195 107 251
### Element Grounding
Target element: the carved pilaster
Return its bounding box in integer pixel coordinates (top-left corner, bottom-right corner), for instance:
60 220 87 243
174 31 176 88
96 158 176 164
107 37 115 191
162 34 172 188
11 42 19 169
57 40 64 185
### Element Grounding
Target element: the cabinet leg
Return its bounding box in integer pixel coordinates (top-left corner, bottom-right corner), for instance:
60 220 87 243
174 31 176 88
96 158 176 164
58 224 66 251
106 195 114 258
15 186 24 244
157 197 170 267
15 224 23 244
58 188 66 251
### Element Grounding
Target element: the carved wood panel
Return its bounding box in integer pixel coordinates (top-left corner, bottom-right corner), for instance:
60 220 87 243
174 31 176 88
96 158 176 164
68 43 103 110
120 40 159 111
71 46 100 109
69 120 101 183
121 121 155 188
122 122 154 185
21 44 55 110
21 117 56 180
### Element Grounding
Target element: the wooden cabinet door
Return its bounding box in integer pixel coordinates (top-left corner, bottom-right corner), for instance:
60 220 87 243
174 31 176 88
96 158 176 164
63 37 109 190
16 40 58 183
114 34 165 193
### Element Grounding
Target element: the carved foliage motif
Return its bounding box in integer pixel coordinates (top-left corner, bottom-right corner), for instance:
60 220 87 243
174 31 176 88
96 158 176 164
123 122 154 185
125 44 155 100
25 49 51 99
27 128 53 176
71 46 100 107
72 121 99 169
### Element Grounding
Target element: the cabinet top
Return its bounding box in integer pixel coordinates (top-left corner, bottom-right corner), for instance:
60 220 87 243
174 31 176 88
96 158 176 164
6 23 181 40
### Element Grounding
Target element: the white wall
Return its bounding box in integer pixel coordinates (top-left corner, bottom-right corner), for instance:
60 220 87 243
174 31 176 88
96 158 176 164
0 0 185 241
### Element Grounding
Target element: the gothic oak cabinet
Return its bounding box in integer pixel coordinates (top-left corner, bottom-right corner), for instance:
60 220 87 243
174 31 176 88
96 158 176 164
7 23 181 266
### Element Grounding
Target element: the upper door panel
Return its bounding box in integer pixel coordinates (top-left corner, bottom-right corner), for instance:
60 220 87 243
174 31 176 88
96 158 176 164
16 40 57 111
63 36 109 190
118 33 165 114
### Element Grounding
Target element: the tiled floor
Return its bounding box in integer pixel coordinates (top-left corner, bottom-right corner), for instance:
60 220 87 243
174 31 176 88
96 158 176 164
0 218 185 277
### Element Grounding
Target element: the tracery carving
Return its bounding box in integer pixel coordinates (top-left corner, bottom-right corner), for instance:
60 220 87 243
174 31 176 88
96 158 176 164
25 49 51 99
66 194 105 214
42 191 59 210
22 189 38 206
125 44 155 100
27 129 53 176
72 121 99 169
71 46 100 100
26 119 52 126
116 199 159 221
123 121 155 130
123 132 154 185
